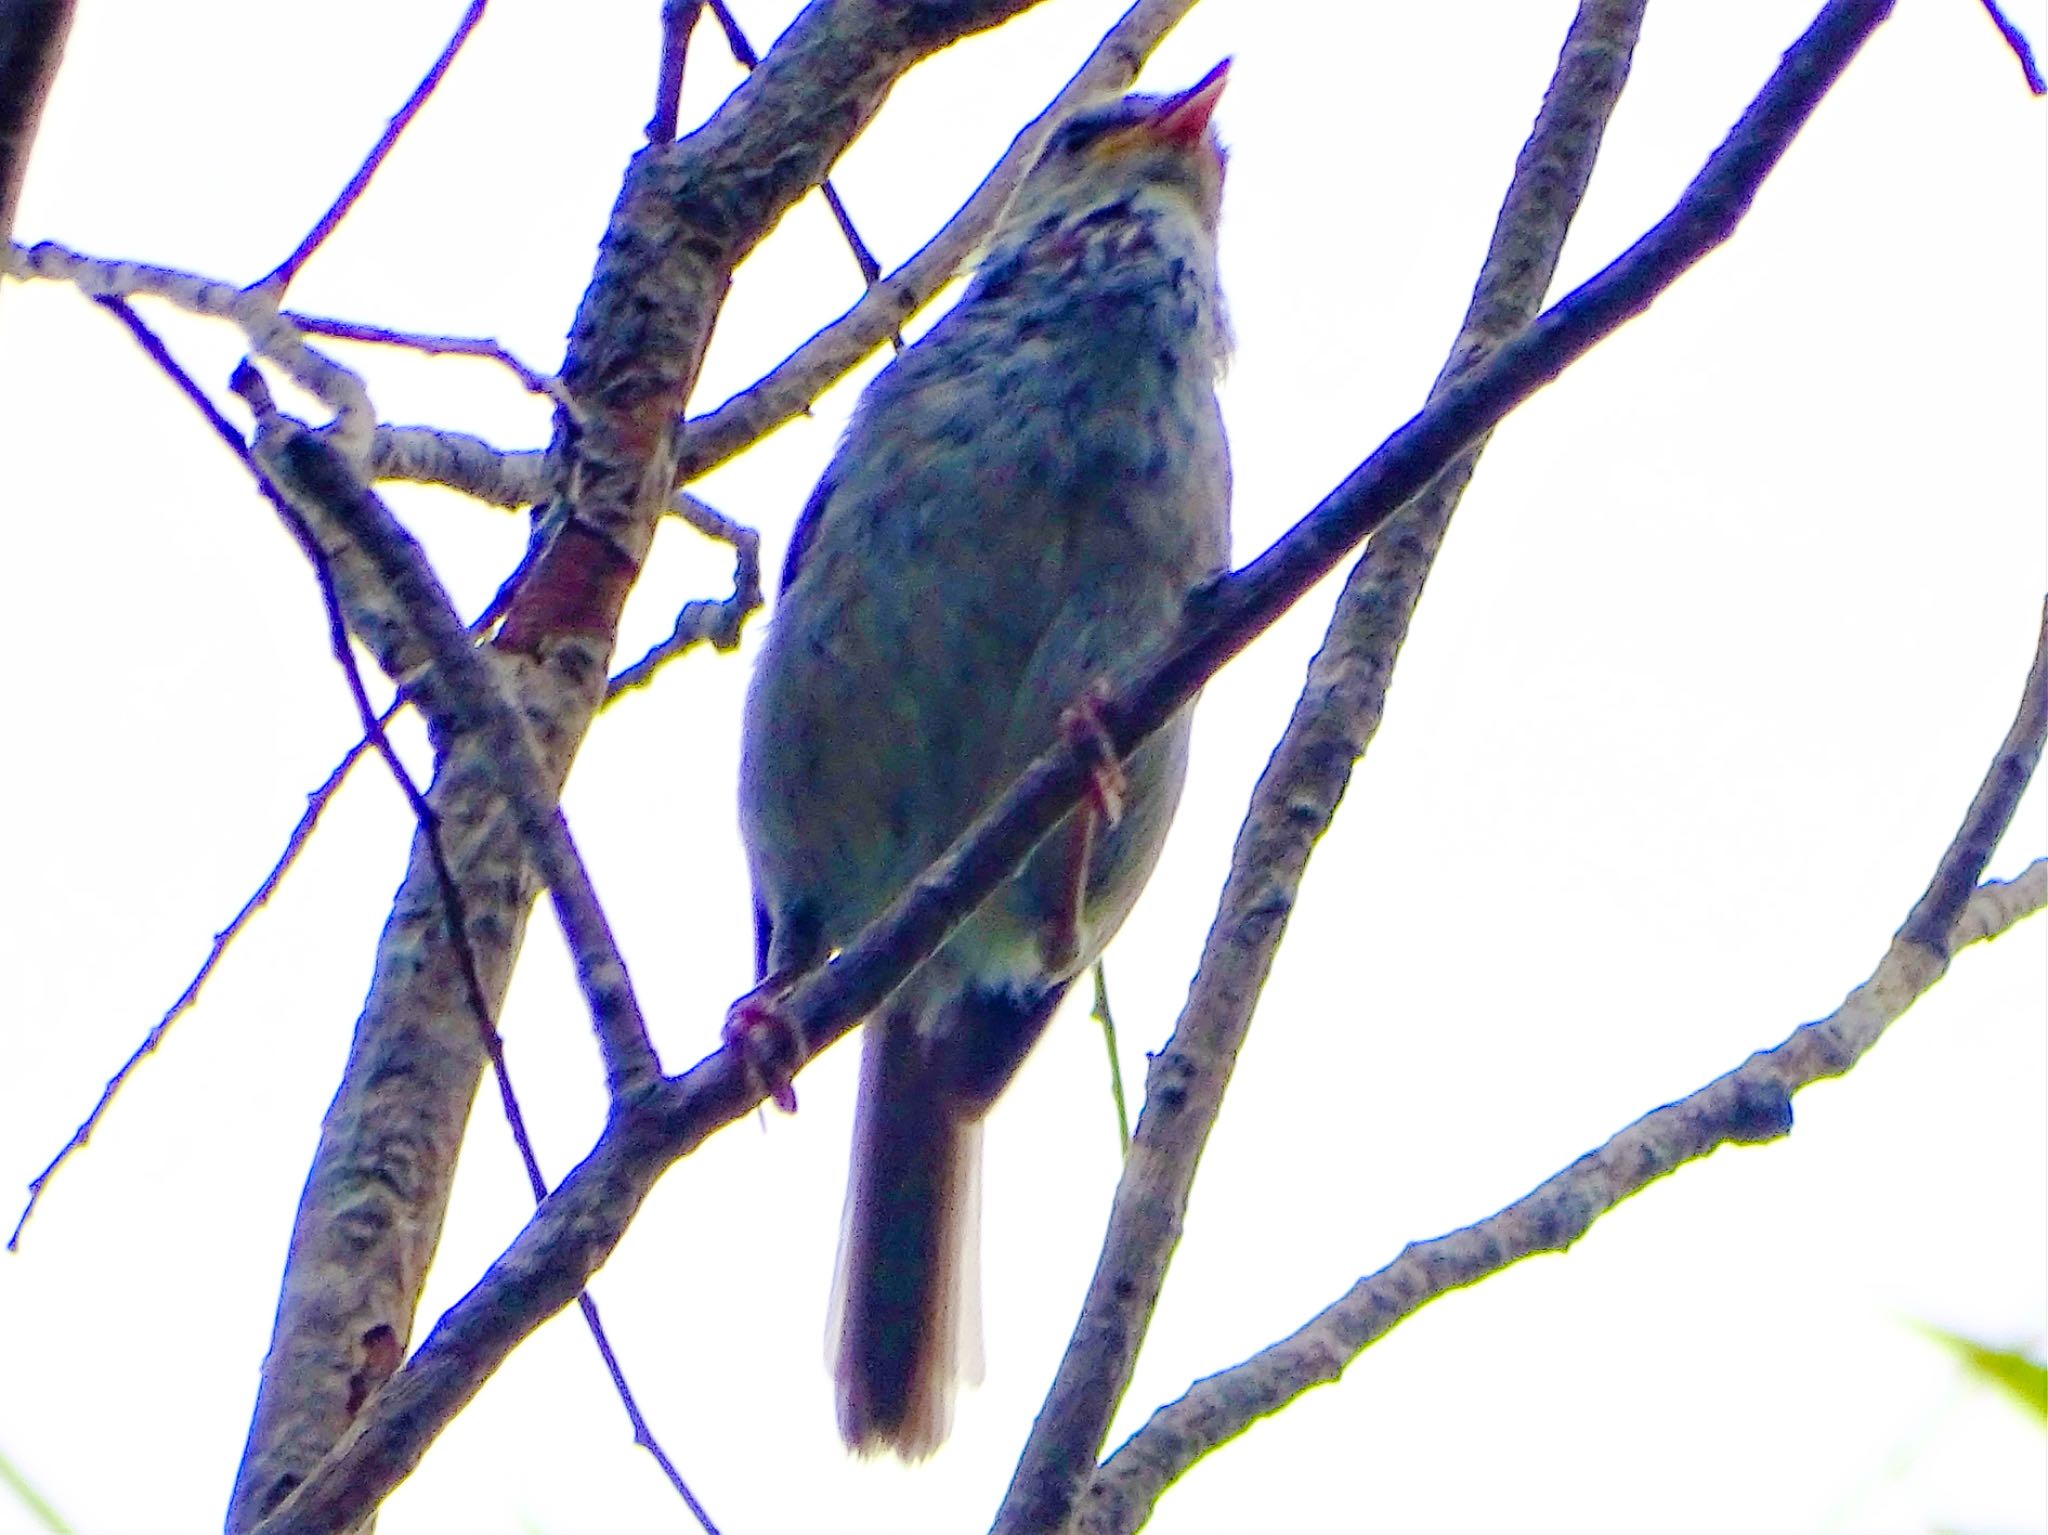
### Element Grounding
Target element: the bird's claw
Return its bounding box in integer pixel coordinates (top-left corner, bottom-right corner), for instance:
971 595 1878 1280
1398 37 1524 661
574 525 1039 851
723 994 803 1113
1060 682 1127 828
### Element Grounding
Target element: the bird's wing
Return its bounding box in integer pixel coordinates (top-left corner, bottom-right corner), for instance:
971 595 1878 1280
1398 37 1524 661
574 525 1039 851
780 464 838 594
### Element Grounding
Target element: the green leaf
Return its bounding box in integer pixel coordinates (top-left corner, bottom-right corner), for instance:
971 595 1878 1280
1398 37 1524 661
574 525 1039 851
0 1445 76 1535
1911 1321 2048 1426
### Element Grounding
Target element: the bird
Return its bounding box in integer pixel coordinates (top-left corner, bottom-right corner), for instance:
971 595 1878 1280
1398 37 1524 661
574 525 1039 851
735 60 1233 1459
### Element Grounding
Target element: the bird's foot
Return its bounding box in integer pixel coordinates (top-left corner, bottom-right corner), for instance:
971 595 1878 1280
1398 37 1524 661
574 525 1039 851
723 992 804 1113
1059 681 1127 828
1041 683 1128 974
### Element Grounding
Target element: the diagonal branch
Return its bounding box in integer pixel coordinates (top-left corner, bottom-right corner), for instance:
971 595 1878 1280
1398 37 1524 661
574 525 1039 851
257 0 489 292
245 8 1902 1528
237 369 663 1095
1078 595 2048 1530
996 0 1651 1521
230 3 1075 1528
80 296 714 1530
1082 865 2046 1534
704 0 885 289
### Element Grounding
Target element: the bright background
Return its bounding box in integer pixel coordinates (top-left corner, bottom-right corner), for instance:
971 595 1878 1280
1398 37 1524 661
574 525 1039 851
2 2 2043 1532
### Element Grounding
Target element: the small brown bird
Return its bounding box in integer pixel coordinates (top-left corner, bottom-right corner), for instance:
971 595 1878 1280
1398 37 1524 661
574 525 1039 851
737 62 1232 1458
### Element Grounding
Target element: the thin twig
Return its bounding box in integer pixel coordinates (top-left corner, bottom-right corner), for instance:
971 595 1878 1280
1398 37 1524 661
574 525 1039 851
702 0 885 295
8 721 380 1250
1897 601 2048 949
9 241 374 454
704 0 757 67
241 13 1904 1527
1976 0 2046 93
4 298 396 1251
672 0 1202 482
284 311 567 404
604 493 762 700
257 0 490 292
1091 962 1131 1155
819 180 885 288
573 1292 721 1532
648 0 709 142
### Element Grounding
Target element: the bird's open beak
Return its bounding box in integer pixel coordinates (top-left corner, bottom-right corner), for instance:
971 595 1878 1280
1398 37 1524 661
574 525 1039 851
1143 59 1230 147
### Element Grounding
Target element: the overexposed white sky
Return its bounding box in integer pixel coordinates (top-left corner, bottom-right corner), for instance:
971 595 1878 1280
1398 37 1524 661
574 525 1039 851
2 2 2044 1532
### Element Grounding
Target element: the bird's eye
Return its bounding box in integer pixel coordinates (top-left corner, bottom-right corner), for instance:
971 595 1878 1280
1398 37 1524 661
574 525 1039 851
1051 115 1117 156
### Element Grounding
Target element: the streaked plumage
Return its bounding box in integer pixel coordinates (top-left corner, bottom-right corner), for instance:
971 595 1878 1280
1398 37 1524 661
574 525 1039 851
738 62 1233 1458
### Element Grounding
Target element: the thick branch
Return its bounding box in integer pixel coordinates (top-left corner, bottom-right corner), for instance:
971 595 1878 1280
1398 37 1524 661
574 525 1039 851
997 1 1650 1522
242 375 662 1096
244 9 1898 1528
230 2 1064 1528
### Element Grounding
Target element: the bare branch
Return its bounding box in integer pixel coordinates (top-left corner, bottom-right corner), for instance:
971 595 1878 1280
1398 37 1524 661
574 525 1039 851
257 0 490 292
285 310 568 403
1976 0 2046 94
79 295 710 1531
241 10 1900 1527
704 0 884 289
236 371 663 1096
1082 792 2046 1535
367 423 549 506
648 0 708 144
1002 1 1650 1516
671 0 1203 483
234 4 1071 1526
7 239 375 455
7 727 378 1251
604 493 763 700
1898 600 2048 950
292 474 716 1533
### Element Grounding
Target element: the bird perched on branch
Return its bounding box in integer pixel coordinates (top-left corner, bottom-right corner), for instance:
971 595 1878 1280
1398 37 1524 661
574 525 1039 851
736 61 1233 1459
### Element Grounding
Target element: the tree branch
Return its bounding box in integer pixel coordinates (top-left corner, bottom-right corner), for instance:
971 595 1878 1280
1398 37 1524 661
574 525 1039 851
7 239 376 455
1084 774 2047 1535
242 7 1900 1528
230 2 1068 1527
1083 866 2045 1530
256 0 489 293
604 493 763 700
997 0 1651 1521
367 424 549 506
238 368 663 1095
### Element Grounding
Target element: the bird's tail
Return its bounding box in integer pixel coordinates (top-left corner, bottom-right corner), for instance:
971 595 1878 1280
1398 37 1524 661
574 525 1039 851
828 1004 984 1459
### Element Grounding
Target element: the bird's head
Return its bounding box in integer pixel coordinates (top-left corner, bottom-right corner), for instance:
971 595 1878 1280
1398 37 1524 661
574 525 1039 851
995 61 1230 249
